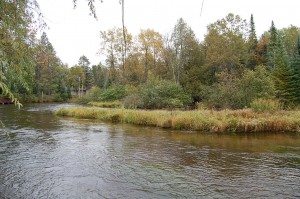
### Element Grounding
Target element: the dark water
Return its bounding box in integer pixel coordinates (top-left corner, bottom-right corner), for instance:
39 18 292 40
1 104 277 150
0 104 300 199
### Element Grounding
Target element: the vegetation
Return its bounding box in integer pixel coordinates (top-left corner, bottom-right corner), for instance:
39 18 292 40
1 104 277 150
250 98 283 113
56 107 300 133
88 101 122 108
2 1 300 114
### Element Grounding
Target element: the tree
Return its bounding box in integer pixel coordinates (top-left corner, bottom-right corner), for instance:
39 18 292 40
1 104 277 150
35 32 62 95
68 66 85 96
280 25 300 57
208 65 275 109
171 18 201 85
247 14 258 69
267 21 278 68
271 33 294 104
138 29 164 81
290 36 300 103
73 0 127 72
256 33 269 66
204 13 249 78
78 55 90 68
99 27 132 83
0 0 42 105
92 63 110 88
78 55 94 90
55 64 72 100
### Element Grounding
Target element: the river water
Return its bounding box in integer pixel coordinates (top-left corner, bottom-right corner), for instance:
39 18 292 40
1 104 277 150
0 103 299 198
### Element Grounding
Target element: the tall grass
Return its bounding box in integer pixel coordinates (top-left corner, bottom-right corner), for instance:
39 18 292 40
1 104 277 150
87 101 122 108
250 98 282 113
56 107 300 133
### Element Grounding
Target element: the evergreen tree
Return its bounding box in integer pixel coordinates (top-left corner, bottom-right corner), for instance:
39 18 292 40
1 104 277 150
247 14 258 69
272 34 294 104
267 21 278 68
290 36 300 103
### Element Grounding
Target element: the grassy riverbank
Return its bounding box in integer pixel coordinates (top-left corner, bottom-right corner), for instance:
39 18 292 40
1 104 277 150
55 107 300 133
87 101 122 108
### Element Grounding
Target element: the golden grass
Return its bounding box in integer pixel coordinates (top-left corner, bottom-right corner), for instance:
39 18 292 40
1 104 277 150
87 101 122 108
55 107 300 133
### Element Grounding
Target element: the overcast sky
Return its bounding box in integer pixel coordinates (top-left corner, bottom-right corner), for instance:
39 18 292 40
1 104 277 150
37 0 300 66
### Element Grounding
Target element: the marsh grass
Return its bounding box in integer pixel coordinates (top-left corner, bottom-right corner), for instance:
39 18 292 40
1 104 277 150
55 107 300 133
250 98 283 113
87 101 122 108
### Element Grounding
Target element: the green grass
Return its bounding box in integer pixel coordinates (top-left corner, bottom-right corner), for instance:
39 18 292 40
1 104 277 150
87 101 122 108
55 107 300 133
250 98 283 113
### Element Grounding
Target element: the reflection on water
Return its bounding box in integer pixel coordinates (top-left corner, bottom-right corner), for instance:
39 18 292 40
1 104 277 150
0 104 300 198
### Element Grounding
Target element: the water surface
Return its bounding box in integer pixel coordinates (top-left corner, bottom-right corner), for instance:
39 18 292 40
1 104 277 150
0 104 299 198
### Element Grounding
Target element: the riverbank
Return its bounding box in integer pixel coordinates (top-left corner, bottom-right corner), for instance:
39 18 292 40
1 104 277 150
55 107 300 133
0 96 13 104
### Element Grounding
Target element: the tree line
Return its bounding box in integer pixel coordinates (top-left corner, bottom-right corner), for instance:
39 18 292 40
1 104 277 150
1 0 300 109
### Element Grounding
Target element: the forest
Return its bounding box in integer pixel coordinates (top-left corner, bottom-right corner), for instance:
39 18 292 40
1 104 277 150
1 0 300 110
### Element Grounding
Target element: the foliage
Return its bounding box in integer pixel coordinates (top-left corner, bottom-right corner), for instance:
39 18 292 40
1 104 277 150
204 13 249 78
68 66 85 91
139 78 191 109
171 18 202 85
208 65 275 109
78 55 94 90
247 14 258 69
138 29 164 81
3 4 300 111
122 93 143 109
0 80 22 108
0 1 70 103
92 63 110 88
98 84 127 101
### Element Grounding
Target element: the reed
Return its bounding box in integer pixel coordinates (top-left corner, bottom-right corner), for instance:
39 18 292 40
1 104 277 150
55 107 300 133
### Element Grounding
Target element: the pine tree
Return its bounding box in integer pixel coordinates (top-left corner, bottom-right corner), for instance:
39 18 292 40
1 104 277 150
272 34 294 104
290 36 300 103
247 14 258 69
267 21 279 68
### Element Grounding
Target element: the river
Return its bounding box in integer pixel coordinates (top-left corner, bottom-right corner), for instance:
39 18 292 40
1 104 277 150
0 103 299 198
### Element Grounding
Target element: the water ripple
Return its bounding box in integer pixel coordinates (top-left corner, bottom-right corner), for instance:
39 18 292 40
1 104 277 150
0 104 300 198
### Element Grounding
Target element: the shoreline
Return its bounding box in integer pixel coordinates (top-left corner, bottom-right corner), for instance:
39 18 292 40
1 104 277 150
55 107 300 134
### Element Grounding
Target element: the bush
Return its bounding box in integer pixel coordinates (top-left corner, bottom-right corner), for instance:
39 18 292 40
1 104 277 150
75 87 101 104
250 98 283 113
98 84 127 101
122 93 143 109
77 85 128 104
207 66 275 109
140 79 191 109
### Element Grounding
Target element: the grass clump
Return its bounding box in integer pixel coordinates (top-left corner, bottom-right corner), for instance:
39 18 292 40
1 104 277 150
250 98 283 113
88 101 122 108
55 107 300 134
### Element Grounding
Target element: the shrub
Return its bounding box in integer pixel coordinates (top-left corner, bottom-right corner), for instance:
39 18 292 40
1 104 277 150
98 84 127 101
140 79 191 109
122 93 143 109
76 85 128 104
250 98 283 113
75 87 102 104
207 66 275 109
